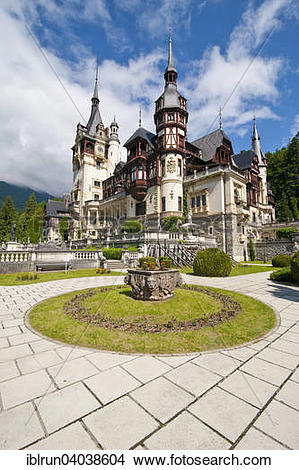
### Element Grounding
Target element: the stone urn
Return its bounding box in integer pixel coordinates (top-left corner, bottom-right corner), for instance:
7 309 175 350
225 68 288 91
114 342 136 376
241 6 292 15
124 269 182 301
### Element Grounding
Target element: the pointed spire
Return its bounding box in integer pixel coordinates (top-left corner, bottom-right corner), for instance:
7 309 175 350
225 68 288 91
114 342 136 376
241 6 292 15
165 31 177 74
93 64 99 101
251 117 265 166
139 105 142 128
219 107 223 130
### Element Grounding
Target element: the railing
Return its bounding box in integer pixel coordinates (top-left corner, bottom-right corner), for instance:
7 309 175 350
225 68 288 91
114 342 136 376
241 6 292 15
0 251 31 263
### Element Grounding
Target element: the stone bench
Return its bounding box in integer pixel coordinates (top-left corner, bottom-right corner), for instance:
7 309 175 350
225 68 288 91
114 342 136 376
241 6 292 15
36 261 72 272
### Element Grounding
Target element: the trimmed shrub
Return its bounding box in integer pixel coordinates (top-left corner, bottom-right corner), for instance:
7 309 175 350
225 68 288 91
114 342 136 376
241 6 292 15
248 239 255 261
124 220 143 233
291 251 299 283
159 256 173 269
193 248 232 277
272 254 291 267
139 257 156 270
16 272 37 281
96 268 111 274
102 248 122 260
270 267 292 283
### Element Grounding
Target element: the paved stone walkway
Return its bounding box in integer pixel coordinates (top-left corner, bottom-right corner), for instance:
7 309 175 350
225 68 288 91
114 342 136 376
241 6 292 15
0 273 298 450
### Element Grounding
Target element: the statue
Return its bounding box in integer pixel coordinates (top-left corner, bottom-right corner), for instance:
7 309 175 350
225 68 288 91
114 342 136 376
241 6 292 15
10 221 16 242
187 209 192 224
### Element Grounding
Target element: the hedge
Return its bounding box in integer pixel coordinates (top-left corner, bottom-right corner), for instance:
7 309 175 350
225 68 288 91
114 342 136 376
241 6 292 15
124 220 143 233
291 251 299 283
272 254 291 267
193 248 232 277
102 248 122 260
270 267 292 283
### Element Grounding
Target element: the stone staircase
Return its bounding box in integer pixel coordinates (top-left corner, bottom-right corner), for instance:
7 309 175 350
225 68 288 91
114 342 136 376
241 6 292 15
106 259 126 271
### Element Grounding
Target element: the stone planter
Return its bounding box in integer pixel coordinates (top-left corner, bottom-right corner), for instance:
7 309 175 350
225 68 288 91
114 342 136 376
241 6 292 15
124 269 182 301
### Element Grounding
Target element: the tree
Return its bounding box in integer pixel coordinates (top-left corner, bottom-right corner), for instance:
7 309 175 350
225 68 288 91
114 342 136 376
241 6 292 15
59 216 69 241
248 239 255 261
267 132 299 220
124 220 142 233
276 192 292 222
0 196 17 242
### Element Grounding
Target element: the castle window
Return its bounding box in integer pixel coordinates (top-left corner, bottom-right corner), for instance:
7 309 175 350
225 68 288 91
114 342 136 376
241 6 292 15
94 181 101 187
94 194 99 200
90 212 97 225
179 114 184 124
162 159 165 176
202 194 207 206
136 202 146 216
96 160 101 169
178 196 182 212
179 135 184 148
209 227 213 235
167 113 174 121
131 167 136 182
162 197 166 212
178 159 182 176
138 165 143 179
197 196 201 207
253 212 256 222
191 197 195 208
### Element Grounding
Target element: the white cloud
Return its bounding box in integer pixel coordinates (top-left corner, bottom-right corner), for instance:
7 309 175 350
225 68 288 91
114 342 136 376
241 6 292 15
291 114 299 137
0 4 164 195
182 0 291 141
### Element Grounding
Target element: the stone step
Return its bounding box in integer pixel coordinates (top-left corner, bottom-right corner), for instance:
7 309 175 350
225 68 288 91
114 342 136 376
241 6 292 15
106 260 125 269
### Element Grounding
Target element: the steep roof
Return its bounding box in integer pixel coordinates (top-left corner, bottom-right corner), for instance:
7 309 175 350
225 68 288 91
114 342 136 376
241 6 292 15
45 200 69 218
232 150 256 170
124 127 156 148
86 106 103 136
191 129 231 162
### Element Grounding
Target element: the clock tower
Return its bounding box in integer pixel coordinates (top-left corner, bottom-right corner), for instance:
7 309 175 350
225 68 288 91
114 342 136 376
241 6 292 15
154 34 188 216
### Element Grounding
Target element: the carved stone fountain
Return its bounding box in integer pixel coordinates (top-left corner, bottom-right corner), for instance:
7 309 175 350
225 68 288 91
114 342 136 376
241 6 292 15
124 269 182 301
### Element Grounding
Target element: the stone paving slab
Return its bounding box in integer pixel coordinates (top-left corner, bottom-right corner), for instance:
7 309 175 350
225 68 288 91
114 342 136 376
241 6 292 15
130 377 194 423
48 357 99 388
0 272 298 449
274 380 299 410
122 356 171 383
27 422 99 450
84 367 141 404
83 396 158 449
239 356 291 386
0 402 44 449
0 369 55 409
235 427 288 450
35 382 101 434
254 400 299 449
144 411 230 450
189 386 258 442
166 362 221 397
219 370 277 409
191 352 242 376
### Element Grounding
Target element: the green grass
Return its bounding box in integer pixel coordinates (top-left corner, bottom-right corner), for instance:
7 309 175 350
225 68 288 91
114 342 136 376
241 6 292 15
181 265 278 276
29 285 276 354
0 269 124 286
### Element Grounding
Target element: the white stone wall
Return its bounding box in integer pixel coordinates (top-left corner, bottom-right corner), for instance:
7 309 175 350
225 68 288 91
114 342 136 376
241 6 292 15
160 153 183 213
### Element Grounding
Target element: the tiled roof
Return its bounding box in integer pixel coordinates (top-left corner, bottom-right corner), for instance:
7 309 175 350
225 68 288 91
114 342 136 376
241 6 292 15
232 150 256 170
124 127 156 148
45 200 69 218
192 129 231 161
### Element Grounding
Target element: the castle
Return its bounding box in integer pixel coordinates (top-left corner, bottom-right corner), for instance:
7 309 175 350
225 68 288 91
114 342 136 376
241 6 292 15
67 36 275 261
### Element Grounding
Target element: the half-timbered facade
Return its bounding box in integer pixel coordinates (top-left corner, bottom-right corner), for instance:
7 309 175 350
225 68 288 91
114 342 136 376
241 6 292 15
68 36 275 260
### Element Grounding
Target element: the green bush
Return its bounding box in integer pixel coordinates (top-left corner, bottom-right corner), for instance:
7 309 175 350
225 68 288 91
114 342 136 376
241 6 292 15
139 257 156 270
124 220 143 233
159 256 173 269
272 254 291 267
248 239 255 261
102 248 122 260
193 248 232 277
270 267 292 283
276 227 296 240
16 272 37 281
291 251 299 283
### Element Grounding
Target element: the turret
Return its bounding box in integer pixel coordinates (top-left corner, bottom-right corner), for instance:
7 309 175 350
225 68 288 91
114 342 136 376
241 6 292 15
108 116 120 176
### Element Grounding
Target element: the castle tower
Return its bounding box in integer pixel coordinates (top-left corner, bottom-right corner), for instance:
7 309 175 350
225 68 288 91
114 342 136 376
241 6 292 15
70 67 109 239
108 117 120 176
153 34 188 216
252 117 267 205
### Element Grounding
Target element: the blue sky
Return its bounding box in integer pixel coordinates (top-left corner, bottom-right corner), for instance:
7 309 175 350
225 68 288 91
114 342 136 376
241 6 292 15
0 0 298 195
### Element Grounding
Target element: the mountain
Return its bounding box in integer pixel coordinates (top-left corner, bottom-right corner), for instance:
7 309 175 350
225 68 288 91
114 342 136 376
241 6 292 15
0 181 55 210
